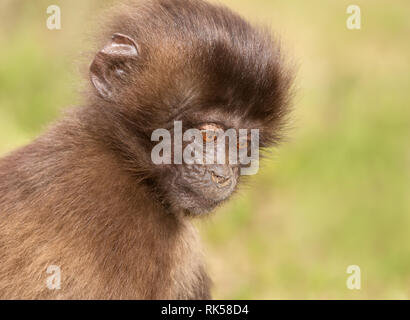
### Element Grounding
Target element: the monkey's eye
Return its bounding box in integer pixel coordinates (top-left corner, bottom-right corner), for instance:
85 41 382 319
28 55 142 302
201 130 218 143
237 138 248 150
199 123 222 143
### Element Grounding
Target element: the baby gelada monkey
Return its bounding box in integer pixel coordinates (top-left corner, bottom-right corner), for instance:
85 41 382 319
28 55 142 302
0 0 293 299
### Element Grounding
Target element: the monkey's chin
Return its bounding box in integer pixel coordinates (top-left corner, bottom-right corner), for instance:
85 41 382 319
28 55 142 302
179 195 221 216
171 185 230 216
183 203 218 216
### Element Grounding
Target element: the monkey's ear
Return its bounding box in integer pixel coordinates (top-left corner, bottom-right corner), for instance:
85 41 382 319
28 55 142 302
90 33 139 100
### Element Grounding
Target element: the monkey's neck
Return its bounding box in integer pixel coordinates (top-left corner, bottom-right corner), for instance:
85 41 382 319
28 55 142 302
9 106 183 227
0 106 203 299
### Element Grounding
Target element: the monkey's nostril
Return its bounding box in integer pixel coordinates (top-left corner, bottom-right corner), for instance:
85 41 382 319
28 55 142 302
211 172 231 187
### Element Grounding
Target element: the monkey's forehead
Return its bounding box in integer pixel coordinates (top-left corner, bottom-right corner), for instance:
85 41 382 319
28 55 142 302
101 0 277 65
97 0 294 143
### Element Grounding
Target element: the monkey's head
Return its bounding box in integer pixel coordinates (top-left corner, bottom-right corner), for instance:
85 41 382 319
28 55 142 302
87 0 294 215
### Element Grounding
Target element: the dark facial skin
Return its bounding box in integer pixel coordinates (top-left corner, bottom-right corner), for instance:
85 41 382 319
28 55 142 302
170 163 239 215
163 124 242 215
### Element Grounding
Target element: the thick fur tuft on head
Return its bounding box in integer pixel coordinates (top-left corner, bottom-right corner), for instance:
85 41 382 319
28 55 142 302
88 0 294 149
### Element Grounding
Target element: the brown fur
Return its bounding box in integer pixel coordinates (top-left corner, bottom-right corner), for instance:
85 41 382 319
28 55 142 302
0 0 293 299
0 114 210 299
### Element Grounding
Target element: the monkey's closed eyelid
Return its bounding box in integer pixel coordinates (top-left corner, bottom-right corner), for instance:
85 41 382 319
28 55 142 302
198 123 224 131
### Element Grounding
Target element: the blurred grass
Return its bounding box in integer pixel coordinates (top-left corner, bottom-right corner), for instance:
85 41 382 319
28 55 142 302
1 0 409 299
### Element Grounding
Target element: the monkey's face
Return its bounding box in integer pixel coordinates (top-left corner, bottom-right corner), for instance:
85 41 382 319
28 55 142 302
88 3 293 215
158 122 245 215
169 163 239 215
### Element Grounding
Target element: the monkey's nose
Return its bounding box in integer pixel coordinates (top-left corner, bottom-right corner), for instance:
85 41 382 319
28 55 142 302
210 166 232 187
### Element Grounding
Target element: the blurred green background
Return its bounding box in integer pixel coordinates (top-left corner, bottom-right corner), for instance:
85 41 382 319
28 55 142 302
0 0 409 299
